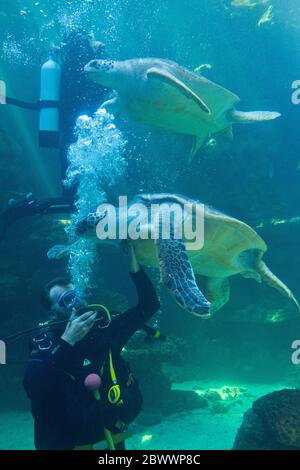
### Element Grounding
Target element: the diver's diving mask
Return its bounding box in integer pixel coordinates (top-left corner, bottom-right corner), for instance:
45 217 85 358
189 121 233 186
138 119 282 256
56 289 84 312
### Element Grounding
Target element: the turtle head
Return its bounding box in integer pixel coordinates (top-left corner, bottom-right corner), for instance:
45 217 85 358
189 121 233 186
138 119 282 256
75 209 120 248
75 211 106 238
84 59 117 87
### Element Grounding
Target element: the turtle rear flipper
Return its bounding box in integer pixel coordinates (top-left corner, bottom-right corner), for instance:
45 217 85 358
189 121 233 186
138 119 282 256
230 110 281 123
257 261 300 312
156 236 211 317
189 132 208 163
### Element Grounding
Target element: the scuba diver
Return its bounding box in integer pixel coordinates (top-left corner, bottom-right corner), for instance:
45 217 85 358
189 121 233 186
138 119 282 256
0 29 107 241
23 244 160 450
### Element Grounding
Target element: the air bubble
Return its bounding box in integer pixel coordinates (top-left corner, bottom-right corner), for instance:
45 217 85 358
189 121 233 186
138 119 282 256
65 107 127 295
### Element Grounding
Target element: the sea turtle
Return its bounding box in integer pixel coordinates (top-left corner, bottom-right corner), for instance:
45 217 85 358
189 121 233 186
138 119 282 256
84 58 281 161
48 194 299 318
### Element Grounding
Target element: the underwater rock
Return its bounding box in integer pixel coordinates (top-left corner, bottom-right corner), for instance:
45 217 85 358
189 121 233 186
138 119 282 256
159 390 208 416
0 273 23 305
210 402 229 415
201 390 222 403
123 333 207 423
233 389 300 449
193 385 246 415
124 331 187 366
253 390 300 448
123 332 186 406
286 366 300 390
233 408 272 449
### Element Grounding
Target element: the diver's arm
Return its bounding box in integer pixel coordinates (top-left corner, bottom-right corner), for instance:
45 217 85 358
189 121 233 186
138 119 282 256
127 243 160 318
61 310 97 346
112 247 160 349
24 311 97 400
129 269 160 321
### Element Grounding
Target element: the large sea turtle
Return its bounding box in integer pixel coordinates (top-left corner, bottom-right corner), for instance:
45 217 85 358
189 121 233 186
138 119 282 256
84 58 281 161
48 194 299 318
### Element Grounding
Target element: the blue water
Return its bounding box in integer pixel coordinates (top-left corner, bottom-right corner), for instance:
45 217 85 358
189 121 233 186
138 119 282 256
0 0 300 450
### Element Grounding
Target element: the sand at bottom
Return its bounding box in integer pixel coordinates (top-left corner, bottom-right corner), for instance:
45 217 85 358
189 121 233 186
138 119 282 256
0 381 288 450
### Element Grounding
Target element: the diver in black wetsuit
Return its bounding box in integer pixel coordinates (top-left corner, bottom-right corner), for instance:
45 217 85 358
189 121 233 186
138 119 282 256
23 246 160 450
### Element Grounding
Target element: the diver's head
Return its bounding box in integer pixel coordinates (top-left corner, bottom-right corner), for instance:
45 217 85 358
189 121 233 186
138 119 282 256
42 278 86 320
84 59 116 87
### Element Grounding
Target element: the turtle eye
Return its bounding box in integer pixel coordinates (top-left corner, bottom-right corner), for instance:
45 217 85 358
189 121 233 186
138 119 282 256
89 60 100 70
86 213 99 228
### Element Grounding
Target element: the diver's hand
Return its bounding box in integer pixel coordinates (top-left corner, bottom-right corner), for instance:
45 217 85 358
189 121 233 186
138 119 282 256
124 242 140 273
61 311 97 347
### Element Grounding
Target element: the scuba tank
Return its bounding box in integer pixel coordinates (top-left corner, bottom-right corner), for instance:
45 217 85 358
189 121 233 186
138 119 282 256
39 53 61 148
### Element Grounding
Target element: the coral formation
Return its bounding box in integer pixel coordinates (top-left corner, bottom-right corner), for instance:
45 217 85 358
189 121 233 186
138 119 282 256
123 332 208 425
233 389 300 449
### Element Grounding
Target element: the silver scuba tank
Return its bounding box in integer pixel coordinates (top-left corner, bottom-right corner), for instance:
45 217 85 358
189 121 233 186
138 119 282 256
39 55 61 148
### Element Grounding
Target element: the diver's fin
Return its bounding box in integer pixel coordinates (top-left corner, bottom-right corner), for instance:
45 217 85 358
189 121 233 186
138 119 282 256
147 67 211 115
219 126 234 141
189 133 207 163
230 110 281 123
47 244 70 260
204 277 230 314
257 261 300 312
155 233 211 318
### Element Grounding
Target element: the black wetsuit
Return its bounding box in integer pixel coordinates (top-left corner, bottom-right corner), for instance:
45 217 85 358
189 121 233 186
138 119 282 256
23 269 160 450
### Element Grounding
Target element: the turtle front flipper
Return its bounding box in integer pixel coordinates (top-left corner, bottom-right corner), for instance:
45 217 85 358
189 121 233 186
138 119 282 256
156 236 211 317
100 95 122 116
146 67 211 115
47 244 70 260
